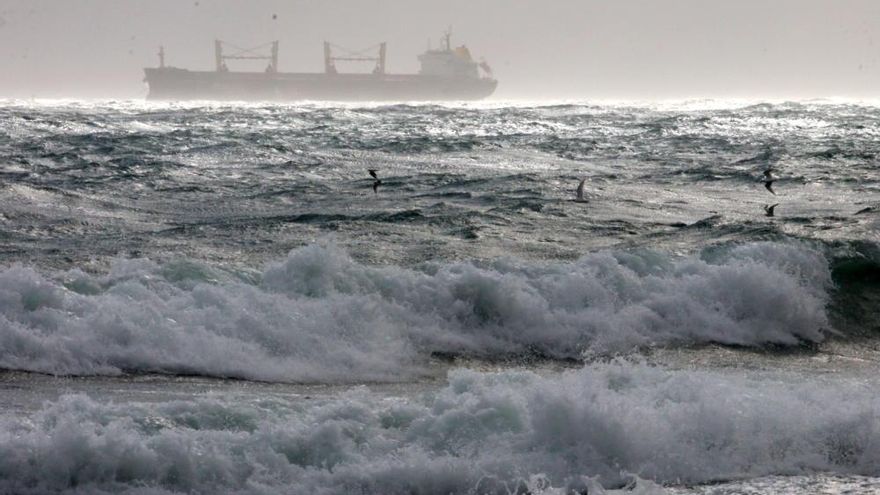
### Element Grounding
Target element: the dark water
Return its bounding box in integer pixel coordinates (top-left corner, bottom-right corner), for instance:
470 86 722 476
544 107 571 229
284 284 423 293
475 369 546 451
0 99 878 494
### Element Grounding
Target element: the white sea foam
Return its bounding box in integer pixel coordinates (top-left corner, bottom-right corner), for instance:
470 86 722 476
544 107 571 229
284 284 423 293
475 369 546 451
0 241 830 382
0 362 876 494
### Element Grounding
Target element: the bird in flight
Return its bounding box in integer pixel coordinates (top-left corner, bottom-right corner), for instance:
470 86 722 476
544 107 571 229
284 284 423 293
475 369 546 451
761 167 777 195
764 203 779 217
368 169 382 194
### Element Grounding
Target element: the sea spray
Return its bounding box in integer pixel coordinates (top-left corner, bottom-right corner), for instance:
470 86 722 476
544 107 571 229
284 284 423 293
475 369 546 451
0 241 830 382
0 361 877 493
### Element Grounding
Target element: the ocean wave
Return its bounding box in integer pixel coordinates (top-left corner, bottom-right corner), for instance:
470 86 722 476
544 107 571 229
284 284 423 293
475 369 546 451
7 101 880 160
828 240 880 337
0 241 834 382
0 361 877 493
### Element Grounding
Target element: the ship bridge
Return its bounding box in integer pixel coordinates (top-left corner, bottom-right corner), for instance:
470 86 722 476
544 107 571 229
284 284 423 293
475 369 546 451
417 30 487 79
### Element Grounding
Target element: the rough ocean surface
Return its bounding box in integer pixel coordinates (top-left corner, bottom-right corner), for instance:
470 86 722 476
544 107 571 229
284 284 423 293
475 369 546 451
0 99 879 494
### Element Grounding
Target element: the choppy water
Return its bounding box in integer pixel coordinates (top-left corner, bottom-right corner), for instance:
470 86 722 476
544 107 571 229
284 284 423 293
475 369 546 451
0 99 879 494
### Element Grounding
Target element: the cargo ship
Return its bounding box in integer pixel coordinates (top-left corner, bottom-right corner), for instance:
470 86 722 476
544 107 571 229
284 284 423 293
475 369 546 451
143 31 497 101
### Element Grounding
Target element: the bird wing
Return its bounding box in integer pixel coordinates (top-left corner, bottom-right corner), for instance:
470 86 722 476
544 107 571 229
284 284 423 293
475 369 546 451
368 169 378 179
372 181 379 193
576 178 586 200
764 181 776 195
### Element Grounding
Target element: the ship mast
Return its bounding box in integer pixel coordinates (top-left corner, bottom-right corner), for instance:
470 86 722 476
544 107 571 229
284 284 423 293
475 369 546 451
215 40 223 71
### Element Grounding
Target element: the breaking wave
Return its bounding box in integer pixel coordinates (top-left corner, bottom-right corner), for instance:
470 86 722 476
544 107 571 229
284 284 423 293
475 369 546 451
0 361 878 494
0 241 835 382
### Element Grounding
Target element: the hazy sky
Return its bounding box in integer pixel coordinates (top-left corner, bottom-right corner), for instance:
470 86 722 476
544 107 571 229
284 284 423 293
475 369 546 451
1 0 879 99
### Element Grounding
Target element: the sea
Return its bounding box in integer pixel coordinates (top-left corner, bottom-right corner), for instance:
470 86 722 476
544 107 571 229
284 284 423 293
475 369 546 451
0 98 878 494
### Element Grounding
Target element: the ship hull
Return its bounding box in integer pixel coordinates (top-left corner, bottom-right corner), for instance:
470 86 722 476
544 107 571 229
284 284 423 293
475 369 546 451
143 68 497 102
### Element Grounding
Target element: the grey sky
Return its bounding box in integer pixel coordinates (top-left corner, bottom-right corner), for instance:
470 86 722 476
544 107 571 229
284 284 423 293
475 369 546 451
0 0 878 99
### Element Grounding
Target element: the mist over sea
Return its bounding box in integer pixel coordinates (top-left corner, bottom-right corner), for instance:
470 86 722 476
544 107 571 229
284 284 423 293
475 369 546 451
0 99 879 494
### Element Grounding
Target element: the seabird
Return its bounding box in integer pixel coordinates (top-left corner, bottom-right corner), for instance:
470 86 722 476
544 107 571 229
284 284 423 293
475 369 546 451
764 203 779 217
368 169 382 194
575 178 587 202
760 166 778 195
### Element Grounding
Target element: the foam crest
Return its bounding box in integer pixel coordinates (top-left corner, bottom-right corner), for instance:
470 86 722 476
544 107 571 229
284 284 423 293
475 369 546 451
0 242 831 381
0 362 877 493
